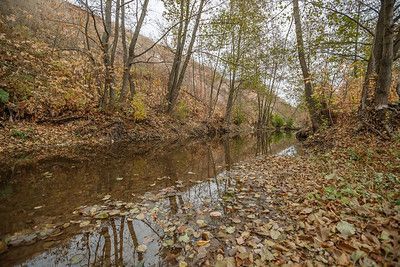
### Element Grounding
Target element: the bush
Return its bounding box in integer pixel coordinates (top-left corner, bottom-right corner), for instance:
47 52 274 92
175 101 189 121
271 114 285 129
285 117 294 129
233 106 246 125
130 93 147 121
0 88 9 104
10 129 29 139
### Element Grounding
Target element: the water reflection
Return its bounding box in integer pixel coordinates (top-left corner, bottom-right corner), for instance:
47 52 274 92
0 132 297 266
24 218 163 266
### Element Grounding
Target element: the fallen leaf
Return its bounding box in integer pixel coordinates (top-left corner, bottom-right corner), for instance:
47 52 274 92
336 221 356 237
196 240 210 247
226 226 236 234
210 211 222 217
102 195 111 201
137 244 147 253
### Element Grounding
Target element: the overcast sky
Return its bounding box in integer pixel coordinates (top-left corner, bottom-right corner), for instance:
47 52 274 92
140 0 165 40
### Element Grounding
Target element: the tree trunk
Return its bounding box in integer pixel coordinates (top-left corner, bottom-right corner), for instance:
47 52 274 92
374 0 394 109
119 0 150 103
100 0 113 109
292 0 320 131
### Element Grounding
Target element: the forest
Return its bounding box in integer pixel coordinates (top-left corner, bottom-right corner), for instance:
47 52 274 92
0 0 399 266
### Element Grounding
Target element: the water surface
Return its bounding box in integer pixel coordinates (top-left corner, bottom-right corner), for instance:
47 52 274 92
0 132 297 266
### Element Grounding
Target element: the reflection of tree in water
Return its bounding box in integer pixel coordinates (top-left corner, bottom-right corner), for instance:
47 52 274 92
85 218 149 266
223 137 232 171
256 131 272 155
255 131 295 155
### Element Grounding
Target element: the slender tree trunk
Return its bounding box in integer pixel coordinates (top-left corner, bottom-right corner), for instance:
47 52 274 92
100 0 113 109
119 0 150 103
293 0 320 131
166 0 206 113
224 22 242 125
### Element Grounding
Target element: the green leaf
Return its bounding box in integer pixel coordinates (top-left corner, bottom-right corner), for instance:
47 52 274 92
0 89 9 104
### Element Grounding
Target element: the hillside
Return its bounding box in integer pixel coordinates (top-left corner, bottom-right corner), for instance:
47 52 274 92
0 0 298 122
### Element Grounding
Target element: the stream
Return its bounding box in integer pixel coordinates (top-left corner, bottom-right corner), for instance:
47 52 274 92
0 131 297 266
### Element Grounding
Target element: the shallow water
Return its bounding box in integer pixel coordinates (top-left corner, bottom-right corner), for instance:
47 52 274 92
0 132 297 266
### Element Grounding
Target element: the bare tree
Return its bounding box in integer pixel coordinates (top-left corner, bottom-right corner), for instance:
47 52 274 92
165 0 206 113
293 0 320 131
119 0 150 103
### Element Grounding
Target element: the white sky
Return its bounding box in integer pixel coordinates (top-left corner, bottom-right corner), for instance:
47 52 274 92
140 0 166 40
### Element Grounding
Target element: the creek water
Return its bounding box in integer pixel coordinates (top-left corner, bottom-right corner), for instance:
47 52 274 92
0 131 297 266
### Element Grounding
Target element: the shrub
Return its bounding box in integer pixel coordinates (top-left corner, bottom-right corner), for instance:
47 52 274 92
175 101 189 121
0 88 9 104
233 106 246 125
285 117 294 129
271 114 285 129
130 93 147 121
11 129 29 139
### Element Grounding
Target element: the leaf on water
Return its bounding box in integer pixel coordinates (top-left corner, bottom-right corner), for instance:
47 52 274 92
178 234 190 243
102 195 111 201
109 210 120 216
196 220 207 227
137 244 147 253
79 221 90 227
136 213 145 220
196 240 210 247
226 226 236 234
163 239 174 247
210 211 222 217
70 254 84 264
94 212 109 219
129 208 140 214
336 221 356 237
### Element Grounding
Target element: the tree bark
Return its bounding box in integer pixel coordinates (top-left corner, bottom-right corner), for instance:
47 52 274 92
374 0 394 109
